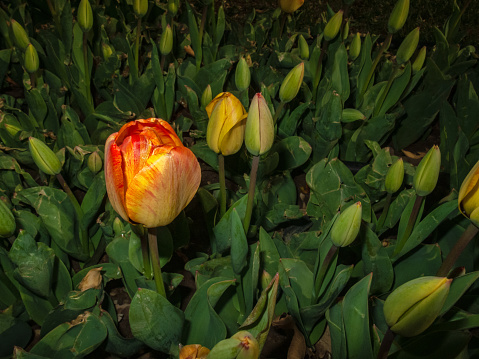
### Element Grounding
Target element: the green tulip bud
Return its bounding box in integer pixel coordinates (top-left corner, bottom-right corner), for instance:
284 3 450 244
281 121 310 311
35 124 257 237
201 85 213 109
323 10 343 42
0 199 15 238
396 27 420 65
384 276 451 337
349 32 361 60
413 145 440 197
412 46 426 74
88 151 102 174
385 158 404 193
113 217 124 235
388 0 410 34
330 201 362 247
245 93 275 156
24 43 39 74
341 108 365 123
159 24 173 56
10 19 30 50
298 35 309 60
133 0 148 18
102 43 113 59
235 57 251 91
342 20 350 41
78 0 93 33
168 0 178 16
279 62 304 103
4 124 22 137
28 137 63 175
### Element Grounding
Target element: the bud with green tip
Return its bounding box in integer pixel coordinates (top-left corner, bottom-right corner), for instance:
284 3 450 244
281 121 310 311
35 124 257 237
323 10 343 42
0 199 16 238
396 27 420 65
235 57 251 91
298 34 309 60
102 43 113 59
413 145 441 197
279 62 304 103
78 0 93 33
385 158 404 193
342 19 350 41
388 0 410 34
331 201 362 247
349 32 361 60
159 24 173 56
88 151 102 174
28 137 63 176
113 217 124 235
24 43 39 74
412 46 426 74
168 0 178 16
10 19 30 50
384 276 451 337
245 93 275 156
133 0 148 18
201 85 212 108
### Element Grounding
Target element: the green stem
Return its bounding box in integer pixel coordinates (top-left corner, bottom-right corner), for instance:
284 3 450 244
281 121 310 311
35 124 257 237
373 65 398 117
135 17 142 77
279 12 287 39
393 195 423 257
218 154 227 218
272 102 285 124
148 227 166 297
83 32 92 106
139 226 152 279
243 156 260 235
436 223 479 277
29 72 36 89
376 192 393 233
46 0 62 35
314 245 338 301
377 328 395 359
360 33 392 96
312 40 329 100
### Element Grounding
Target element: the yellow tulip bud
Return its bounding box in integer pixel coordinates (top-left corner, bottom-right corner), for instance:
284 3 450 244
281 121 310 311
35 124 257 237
413 145 440 197
232 331 260 359
384 276 451 337
10 19 30 50
412 46 427 74
24 43 39 74
388 0 410 34
349 32 361 60
385 158 404 194
235 57 251 91
159 25 173 56
278 0 304 14
133 0 148 18
396 27 420 65
245 93 275 156
179 344 210 359
323 10 343 42
28 137 63 176
279 62 304 104
331 201 362 247
78 0 93 33
458 160 479 226
0 199 16 238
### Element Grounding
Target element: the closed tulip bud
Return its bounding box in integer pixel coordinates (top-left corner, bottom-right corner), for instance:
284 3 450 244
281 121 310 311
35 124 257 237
133 0 148 18
159 25 173 56
105 119 201 228
235 57 251 91
201 85 212 108
323 10 343 42
88 151 102 174
298 35 309 60
412 46 427 74
232 331 259 359
342 20 350 41
396 27 420 65
102 43 113 59
388 0 410 34
384 276 451 337
279 0 304 14
78 0 93 33
331 201 362 247
458 160 479 226
113 217 124 235
245 93 274 156
179 344 210 359
413 145 440 197
206 92 248 156
24 43 39 74
4 123 22 137
279 62 304 103
349 32 361 60
168 0 178 16
0 199 16 238
10 19 29 50
28 137 63 176
385 158 404 194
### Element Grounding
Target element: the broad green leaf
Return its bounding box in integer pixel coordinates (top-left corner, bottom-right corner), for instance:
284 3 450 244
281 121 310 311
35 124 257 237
440 271 479 315
0 313 32 357
326 301 347 359
213 195 248 254
271 136 312 171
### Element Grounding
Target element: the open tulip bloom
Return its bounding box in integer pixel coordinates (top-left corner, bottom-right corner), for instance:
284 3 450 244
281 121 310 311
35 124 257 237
105 118 201 228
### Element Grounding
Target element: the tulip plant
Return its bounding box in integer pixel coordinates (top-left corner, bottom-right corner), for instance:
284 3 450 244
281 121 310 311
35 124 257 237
1 0 479 358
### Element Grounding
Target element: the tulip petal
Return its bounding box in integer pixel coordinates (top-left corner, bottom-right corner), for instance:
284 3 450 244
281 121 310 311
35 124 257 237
125 146 201 227
459 160 479 216
219 120 247 156
105 133 129 222
119 134 154 189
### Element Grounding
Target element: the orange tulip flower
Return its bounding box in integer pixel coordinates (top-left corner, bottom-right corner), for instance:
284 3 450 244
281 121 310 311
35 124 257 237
105 119 201 228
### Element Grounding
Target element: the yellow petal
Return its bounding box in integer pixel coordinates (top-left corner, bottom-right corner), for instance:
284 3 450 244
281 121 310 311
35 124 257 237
458 160 479 217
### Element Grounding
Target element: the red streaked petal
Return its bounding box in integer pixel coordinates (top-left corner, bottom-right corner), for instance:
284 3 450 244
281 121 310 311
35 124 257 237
119 134 154 189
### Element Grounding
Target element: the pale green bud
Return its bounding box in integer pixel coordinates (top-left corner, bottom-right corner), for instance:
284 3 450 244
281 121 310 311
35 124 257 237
78 0 93 33
412 46 427 74
10 19 29 50
235 57 251 91
396 27 420 65
168 0 178 16
133 0 148 18
388 0 410 34
0 199 15 238
349 32 361 60
298 34 309 60
113 217 124 235
385 158 404 193
330 201 362 247
384 276 451 337
159 24 173 56
245 93 274 156
28 137 62 175
201 85 212 109
88 151 102 174
279 62 304 103
102 43 113 59
342 20 350 41
323 10 343 42
24 43 39 74
413 145 440 197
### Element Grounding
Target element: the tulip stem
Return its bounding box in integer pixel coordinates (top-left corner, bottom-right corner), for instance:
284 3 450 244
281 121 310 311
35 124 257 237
360 33 392 97
314 245 338 301
139 228 152 280
134 17 142 79
218 154 227 218
244 155 260 235
377 327 395 359
148 227 167 297
376 192 393 233
273 102 285 125
83 32 92 106
393 195 423 257
436 223 479 277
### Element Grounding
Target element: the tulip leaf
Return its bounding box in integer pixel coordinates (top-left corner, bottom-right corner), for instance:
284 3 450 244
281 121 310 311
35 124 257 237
213 195 248 254
271 136 312 171
0 48 11 86
80 171 106 230
0 313 32 357
326 300 347 359
278 102 311 138
129 288 184 355
440 271 479 316
378 63 411 116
